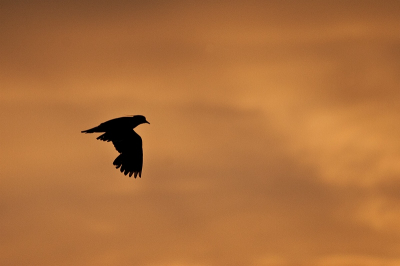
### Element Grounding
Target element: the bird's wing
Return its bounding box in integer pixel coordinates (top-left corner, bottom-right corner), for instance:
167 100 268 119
112 131 143 178
113 152 143 178
96 131 117 142
111 130 142 153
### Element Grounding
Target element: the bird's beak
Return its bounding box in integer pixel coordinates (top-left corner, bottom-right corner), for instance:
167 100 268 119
145 120 150 124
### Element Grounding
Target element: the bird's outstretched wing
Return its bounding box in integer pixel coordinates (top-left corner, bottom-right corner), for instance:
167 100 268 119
111 131 143 178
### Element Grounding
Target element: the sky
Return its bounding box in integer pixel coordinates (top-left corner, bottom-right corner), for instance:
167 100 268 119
1 1 400 265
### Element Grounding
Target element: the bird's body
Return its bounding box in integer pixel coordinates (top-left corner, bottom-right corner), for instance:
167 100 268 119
82 115 149 178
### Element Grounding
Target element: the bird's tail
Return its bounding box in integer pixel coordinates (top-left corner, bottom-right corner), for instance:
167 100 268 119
81 126 100 133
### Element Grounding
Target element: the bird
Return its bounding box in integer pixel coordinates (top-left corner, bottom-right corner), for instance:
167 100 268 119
81 115 149 178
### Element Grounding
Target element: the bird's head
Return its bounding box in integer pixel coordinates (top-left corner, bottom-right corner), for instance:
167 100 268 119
132 115 150 128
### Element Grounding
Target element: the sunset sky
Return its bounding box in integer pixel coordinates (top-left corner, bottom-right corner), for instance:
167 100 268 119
1 1 400 265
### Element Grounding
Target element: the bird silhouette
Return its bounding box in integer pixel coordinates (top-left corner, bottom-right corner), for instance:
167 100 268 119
82 115 149 178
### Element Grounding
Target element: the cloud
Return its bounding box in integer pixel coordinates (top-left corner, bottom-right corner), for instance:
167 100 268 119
1 1 400 265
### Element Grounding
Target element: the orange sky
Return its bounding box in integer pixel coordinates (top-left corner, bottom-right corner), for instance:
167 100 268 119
1 1 400 265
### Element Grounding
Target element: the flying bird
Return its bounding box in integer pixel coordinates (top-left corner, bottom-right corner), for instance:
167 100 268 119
82 115 149 178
